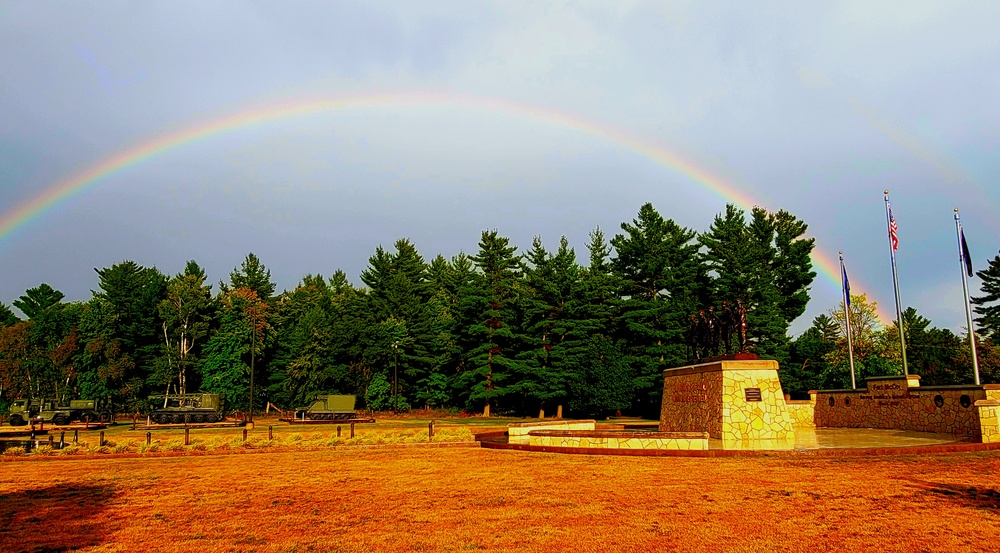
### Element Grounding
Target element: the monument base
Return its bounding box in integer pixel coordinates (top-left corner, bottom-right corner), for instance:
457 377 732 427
660 359 795 450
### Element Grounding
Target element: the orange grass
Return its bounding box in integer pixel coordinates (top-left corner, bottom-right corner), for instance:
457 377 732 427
2 446 1000 552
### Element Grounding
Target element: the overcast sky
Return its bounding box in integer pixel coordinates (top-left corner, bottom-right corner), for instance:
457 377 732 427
1 1 998 335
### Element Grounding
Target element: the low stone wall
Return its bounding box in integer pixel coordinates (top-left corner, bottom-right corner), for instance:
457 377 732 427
784 400 816 428
813 376 986 439
507 420 595 444
528 430 709 451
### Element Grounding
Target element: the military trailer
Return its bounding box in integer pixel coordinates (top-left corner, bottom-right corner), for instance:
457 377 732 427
66 399 113 424
147 393 224 424
294 394 357 421
7 397 112 426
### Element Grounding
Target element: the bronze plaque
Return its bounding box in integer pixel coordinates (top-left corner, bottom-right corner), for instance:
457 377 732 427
744 388 762 402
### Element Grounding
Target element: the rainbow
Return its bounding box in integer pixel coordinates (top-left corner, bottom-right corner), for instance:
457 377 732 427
0 91 854 296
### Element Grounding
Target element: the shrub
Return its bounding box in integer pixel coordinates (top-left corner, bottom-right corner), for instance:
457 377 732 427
2 446 25 457
59 445 83 456
34 445 54 456
138 440 161 454
164 439 185 452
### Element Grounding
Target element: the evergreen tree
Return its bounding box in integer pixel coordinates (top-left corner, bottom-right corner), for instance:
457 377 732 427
0 302 19 327
520 235 586 415
786 314 838 396
455 230 525 415
612 203 706 414
89 261 168 408
221 252 276 301
699 204 816 362
359 239 437 411
973 251 1000 340
13 283 65 320
267 274 356 408
424 253 477 409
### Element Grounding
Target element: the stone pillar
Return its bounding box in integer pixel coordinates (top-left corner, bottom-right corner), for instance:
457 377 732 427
976 400 1000 444
660 360 794 450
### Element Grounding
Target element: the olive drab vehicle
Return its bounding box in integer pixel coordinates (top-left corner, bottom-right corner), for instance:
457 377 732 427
147 393 224 424
294 394 357 421
6 397 112 426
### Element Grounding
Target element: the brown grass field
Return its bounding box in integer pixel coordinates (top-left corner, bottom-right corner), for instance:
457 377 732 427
2 421 1000 552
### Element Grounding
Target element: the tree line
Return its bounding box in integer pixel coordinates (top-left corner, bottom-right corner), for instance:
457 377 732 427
1 202 998 417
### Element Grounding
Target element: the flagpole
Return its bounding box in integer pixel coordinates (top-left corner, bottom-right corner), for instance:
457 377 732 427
884 190 909 375
954 208 980 385
840 252 856 389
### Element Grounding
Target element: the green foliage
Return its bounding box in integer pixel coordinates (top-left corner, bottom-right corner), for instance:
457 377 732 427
13 284 65 320
699 204 816 364
364 371 409 411
198 288 270 413
0 201 865 417
0 302 21 327
973 251 1000 340
221 252 276 301
612 203 706 413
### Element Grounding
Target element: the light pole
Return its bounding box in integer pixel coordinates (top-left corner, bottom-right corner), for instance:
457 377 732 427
392 341 399 413
249 316 255 424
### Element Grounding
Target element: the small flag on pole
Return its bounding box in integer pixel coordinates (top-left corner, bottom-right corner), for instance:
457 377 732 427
841 261 851 308
888 207 899 250
960 227 973 277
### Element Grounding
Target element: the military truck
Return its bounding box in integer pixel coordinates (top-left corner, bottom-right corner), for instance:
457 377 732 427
147 393 224 424
294 394 357 421
6 397 112 426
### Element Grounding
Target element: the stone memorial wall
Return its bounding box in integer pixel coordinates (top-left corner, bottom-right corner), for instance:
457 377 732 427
812 376 994 439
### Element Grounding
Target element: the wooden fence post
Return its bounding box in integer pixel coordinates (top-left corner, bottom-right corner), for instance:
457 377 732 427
99 431 105 446
429 420 434 441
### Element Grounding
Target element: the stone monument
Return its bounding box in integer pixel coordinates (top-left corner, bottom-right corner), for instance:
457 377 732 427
659 359 795 450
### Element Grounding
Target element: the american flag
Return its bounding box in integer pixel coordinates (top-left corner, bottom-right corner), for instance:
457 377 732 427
888 206 899 250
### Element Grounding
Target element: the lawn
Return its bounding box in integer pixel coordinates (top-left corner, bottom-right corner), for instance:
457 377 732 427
2 427 1000 553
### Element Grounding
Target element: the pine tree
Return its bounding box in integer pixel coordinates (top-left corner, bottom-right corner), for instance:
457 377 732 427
0 302 18 327
612 203 706 414
973 251 1000 340
520 235 587 416
221 253 276 301
359 239 437 411
455 230 525 415
88 261 168 409
699 204 816 363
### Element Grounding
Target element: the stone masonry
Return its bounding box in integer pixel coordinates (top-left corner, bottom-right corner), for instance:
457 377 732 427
660 360 795 449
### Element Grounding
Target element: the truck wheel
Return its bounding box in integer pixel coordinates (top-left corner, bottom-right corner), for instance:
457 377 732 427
99 412 112 424
52 414 68 426
9 415 24 426
81 413 94 423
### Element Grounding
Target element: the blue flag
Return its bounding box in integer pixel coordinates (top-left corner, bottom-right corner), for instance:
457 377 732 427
841 261 851 308
961 227 973 277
